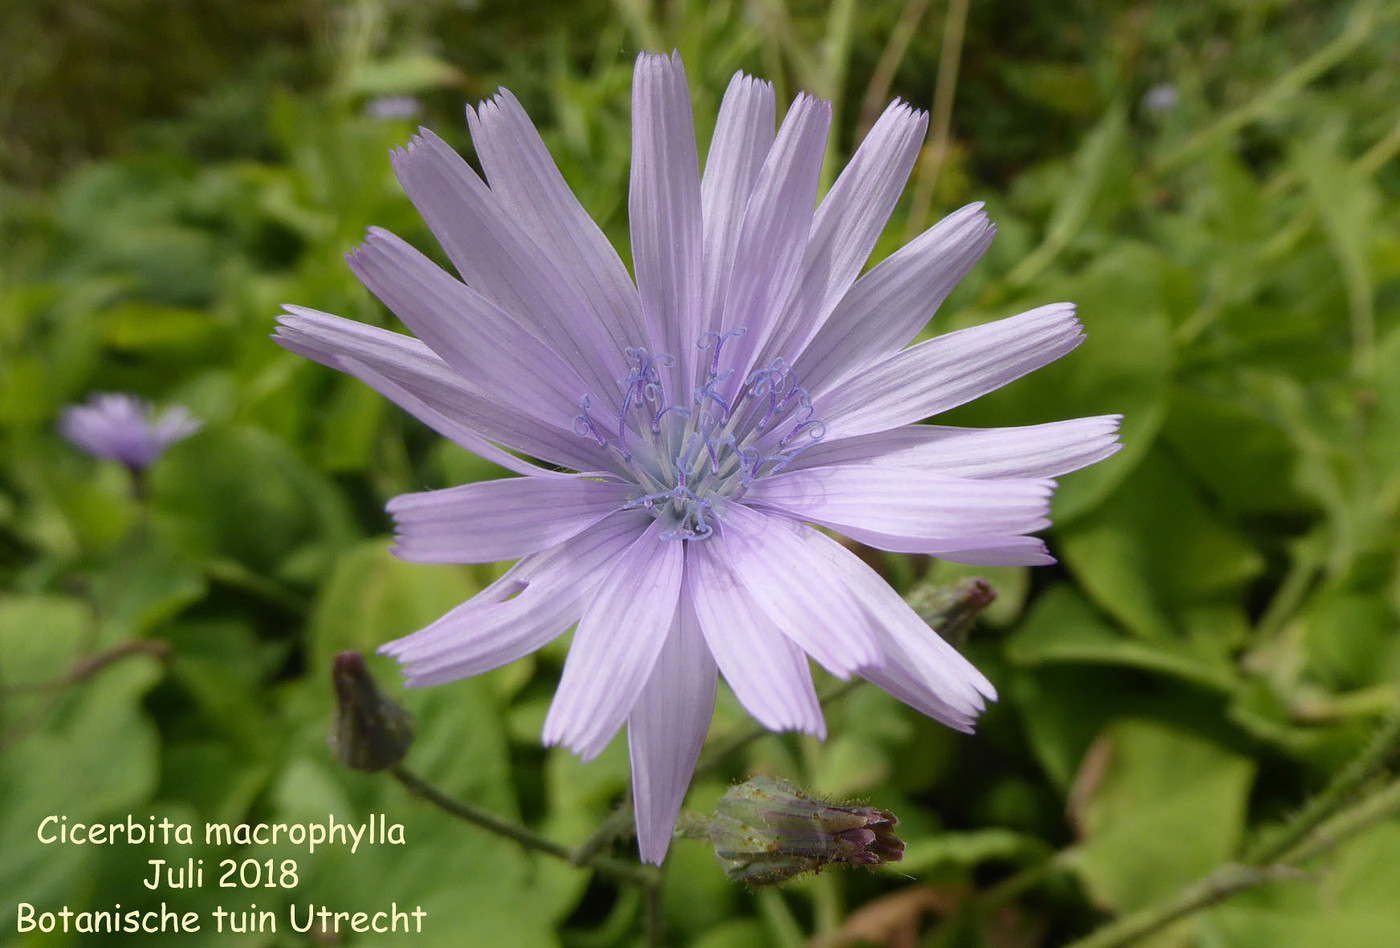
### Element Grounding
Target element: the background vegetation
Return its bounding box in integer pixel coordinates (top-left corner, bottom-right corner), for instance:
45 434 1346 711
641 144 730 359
3 0 1399 944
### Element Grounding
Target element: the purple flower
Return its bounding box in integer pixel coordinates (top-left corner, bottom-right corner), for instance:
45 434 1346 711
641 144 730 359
274 52 1121 864
365 95 423 121
59 393 201 469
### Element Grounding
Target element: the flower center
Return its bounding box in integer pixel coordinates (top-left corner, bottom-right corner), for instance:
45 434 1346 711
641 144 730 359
574 328 825 540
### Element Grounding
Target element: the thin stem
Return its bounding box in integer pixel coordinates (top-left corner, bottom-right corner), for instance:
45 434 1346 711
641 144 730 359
906 0 970 239
203 556 310 613
857 0 931 137
0 640 173 750
1154 0 1377 174
1245 703 1400 865
975 856 1064 915
390 765 571 859
642 874 664 948
694 679 863 776
1 639 171 696
1062 710 1400 948
1062 863 1301 948
389 765 655 888
1064 777 1400 948
818 0 859 193
1277 775 1400 864
611 0 665 53
572 800 638 867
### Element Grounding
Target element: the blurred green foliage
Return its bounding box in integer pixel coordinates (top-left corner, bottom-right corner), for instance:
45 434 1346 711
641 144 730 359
2 0 1399 945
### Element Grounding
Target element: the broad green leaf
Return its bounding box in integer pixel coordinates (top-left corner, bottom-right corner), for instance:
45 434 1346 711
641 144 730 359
943 243 1175 523
1007 585 1236 690
314 376 385 473
0 656 162 928
149 423 356 578
1160 383 1306 515
306 539 492 676
1299 590 1400 691
1063 718 1254 912
1293 132 1378 383
1058 448 1265 641
1202 821 1400 947
1006 105 1130 287
1366 325 1400 493
0 594 90 690
89 533 208 638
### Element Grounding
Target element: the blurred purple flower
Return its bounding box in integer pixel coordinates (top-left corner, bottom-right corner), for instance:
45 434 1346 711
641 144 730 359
1142 83 1180 115
59 393 201 470
274 52 1121 864
365 95 423 121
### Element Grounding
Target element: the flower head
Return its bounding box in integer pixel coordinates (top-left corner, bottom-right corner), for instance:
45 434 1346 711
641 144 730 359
274 52 1121 864
59 392 201 470
704 776 905 885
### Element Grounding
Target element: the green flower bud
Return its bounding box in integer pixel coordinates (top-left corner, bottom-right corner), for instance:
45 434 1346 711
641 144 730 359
904 576 996 648
331 651 414 772
703 776 904 885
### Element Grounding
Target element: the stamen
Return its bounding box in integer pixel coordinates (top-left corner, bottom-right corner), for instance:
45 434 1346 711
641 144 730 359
697 327 746 379
573 396 608 448
574 328 827 540
652 402 692 434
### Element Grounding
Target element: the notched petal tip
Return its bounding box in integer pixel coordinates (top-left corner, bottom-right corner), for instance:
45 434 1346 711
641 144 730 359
724 70 773 98
877 96 928 129
635 48 684 72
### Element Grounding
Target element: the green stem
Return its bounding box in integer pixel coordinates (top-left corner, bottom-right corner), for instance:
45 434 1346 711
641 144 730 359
1 639 171 696
817 0 858 192
1064 777 1400 948
1245 703 1400 865
694 679 863 776
1277 776 1400 864
1062 863 1300 948
571 801 638 867
856 0 931 136
0 639 173 750
642 875 664 947
905 0 970 239
389 765 655 888
1061 710 1400 948
1154 0 1377 174
976 856 1064 915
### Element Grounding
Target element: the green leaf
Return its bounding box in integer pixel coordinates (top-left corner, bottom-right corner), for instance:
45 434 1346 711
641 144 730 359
898 828 1050 875
1063 718 1254 912
1058 448 1265 641
90 533 208 638
1292 132 1379 382
1006 585 1236 690
315 377 386 473
98 301 224 354
1006 105 1130 287
1160 382 1307 515
0 656 163 926
306 539 493 677
1203 822 1400 947
944 243 1176 523
149 423 356 578
1300 590 1400 691
0 594 90 690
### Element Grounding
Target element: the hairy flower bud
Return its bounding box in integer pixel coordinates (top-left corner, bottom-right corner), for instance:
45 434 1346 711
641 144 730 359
905 576 997 648
703 776 904 885
331 651 415 772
